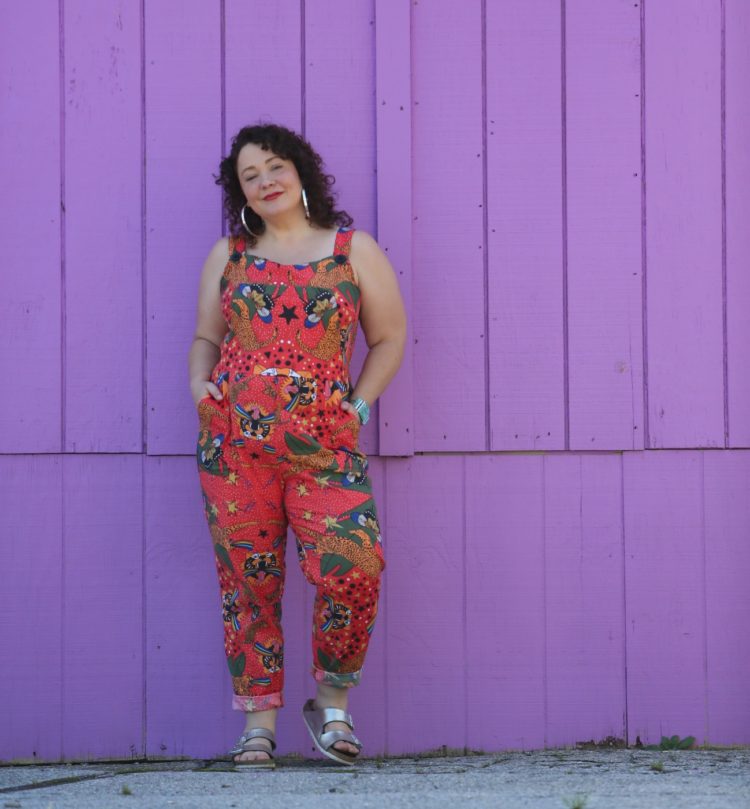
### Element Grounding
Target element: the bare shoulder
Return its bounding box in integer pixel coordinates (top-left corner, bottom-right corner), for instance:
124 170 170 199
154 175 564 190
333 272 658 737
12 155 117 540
349 229 389 287
195 236 231 347
348 229 406 348
350 229 382 261
204 236 231 274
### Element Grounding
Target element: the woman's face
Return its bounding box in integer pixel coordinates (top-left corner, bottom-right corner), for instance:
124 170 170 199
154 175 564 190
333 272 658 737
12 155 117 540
236 142 303 220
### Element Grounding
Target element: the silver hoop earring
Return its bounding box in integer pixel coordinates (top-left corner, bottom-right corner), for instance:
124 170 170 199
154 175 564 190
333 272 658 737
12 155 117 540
240 205 255 236
301 188 310 220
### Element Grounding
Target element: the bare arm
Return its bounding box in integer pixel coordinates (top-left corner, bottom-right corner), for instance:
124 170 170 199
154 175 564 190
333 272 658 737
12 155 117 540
188 237 230 405
344 230 408 415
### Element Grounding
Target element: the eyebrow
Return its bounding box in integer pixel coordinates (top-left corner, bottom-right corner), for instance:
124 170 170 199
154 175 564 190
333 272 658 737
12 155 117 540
240 156 283 174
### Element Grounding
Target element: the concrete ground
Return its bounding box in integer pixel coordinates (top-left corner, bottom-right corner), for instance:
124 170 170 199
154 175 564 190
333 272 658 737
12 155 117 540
1 747 748 809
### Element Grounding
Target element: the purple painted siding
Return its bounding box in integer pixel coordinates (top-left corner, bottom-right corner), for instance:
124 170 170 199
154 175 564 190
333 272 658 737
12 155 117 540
1 0 748 763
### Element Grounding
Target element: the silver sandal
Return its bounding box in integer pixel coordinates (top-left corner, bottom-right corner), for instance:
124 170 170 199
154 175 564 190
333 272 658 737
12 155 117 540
228 727 276 770
302 698 363 765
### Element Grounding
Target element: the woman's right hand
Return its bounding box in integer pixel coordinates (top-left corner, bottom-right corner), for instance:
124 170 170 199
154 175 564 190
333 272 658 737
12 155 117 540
192 379 224 407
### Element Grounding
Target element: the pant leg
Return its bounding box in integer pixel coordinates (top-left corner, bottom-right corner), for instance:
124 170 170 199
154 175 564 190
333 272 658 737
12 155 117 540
282 442 385 689
196 395 288 711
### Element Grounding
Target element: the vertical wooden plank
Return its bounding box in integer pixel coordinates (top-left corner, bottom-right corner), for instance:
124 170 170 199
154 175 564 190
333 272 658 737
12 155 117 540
566 1 644 450
145 0 222 455
725 0 750 447
374 0 413 457
412 0 484 451
385 456 465 754
645 1 723 448
465 455 545 751
304 0 378 457
704 450 750 743
545 454 626 746
486 1 564 452
0 457 62 762
224 0 302 139
0 0 61 453
62 455 143 760
624 451 706 745
64 1 143 452
145 457 232 758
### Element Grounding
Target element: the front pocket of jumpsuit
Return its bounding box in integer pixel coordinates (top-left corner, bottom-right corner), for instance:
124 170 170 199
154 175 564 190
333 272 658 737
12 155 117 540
329 401 361 449
196 395 231 476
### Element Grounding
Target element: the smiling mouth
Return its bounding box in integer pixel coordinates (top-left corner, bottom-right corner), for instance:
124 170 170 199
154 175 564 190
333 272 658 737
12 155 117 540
264 192 283 200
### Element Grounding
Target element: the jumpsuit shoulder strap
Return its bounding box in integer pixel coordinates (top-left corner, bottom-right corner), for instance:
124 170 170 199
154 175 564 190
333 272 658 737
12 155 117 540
333 226 355 260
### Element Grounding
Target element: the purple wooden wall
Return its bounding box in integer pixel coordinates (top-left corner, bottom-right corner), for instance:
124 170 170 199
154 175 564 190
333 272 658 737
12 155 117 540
1 0 748 763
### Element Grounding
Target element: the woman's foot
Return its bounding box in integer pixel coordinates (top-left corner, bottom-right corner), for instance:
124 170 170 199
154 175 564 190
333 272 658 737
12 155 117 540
314 684 359 758
234 708 277 764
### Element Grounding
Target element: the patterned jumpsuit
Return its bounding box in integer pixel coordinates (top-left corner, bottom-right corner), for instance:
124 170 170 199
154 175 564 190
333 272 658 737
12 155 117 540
195 226 386 712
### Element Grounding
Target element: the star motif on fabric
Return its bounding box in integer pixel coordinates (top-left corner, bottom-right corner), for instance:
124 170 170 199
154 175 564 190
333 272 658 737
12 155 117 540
279 304 299 324
315 475 332 488
323 515 343 530
296 483 309 497
227 471 239 485
259 529 269 538
226 501 238 514
351 571 361 579
210 504 219 517
303 510 313 521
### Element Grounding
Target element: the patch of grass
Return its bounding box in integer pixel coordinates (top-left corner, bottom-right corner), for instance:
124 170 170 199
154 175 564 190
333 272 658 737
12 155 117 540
650 760 665 772
642 735 696 751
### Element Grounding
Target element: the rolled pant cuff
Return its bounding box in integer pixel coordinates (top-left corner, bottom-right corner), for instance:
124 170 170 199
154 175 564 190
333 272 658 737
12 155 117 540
311 666 362 688
232 692 284 712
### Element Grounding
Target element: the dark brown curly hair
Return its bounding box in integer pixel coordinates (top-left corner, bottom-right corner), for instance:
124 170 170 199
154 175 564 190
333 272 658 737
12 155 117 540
215 122 353 245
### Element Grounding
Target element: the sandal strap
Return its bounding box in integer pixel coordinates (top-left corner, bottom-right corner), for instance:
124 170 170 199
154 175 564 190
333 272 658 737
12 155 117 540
229 727 276 756
317 706 354 730
320 729 362 751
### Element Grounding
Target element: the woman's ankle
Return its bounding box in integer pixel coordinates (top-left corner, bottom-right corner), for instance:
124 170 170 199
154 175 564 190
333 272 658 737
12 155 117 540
315 682 349 709
243 707 278 734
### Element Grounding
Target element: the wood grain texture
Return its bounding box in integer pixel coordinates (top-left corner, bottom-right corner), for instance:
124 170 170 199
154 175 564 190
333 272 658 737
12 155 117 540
486 0 564 451
412 0 485 451
544 454 625 747
385 455 466 753
63 0 143 452
623 451 707 744
0 456 63 762
224 0 302 139
0 0 61 453
725 0 750 447
566 0 644 450
704 450 750 743
645 1 724 448
465 455 546 751
375 0 414 457
61 455 143 760
145 0 222 455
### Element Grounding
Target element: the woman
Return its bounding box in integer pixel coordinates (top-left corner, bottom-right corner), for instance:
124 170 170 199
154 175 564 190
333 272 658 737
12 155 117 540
188 123 407 768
